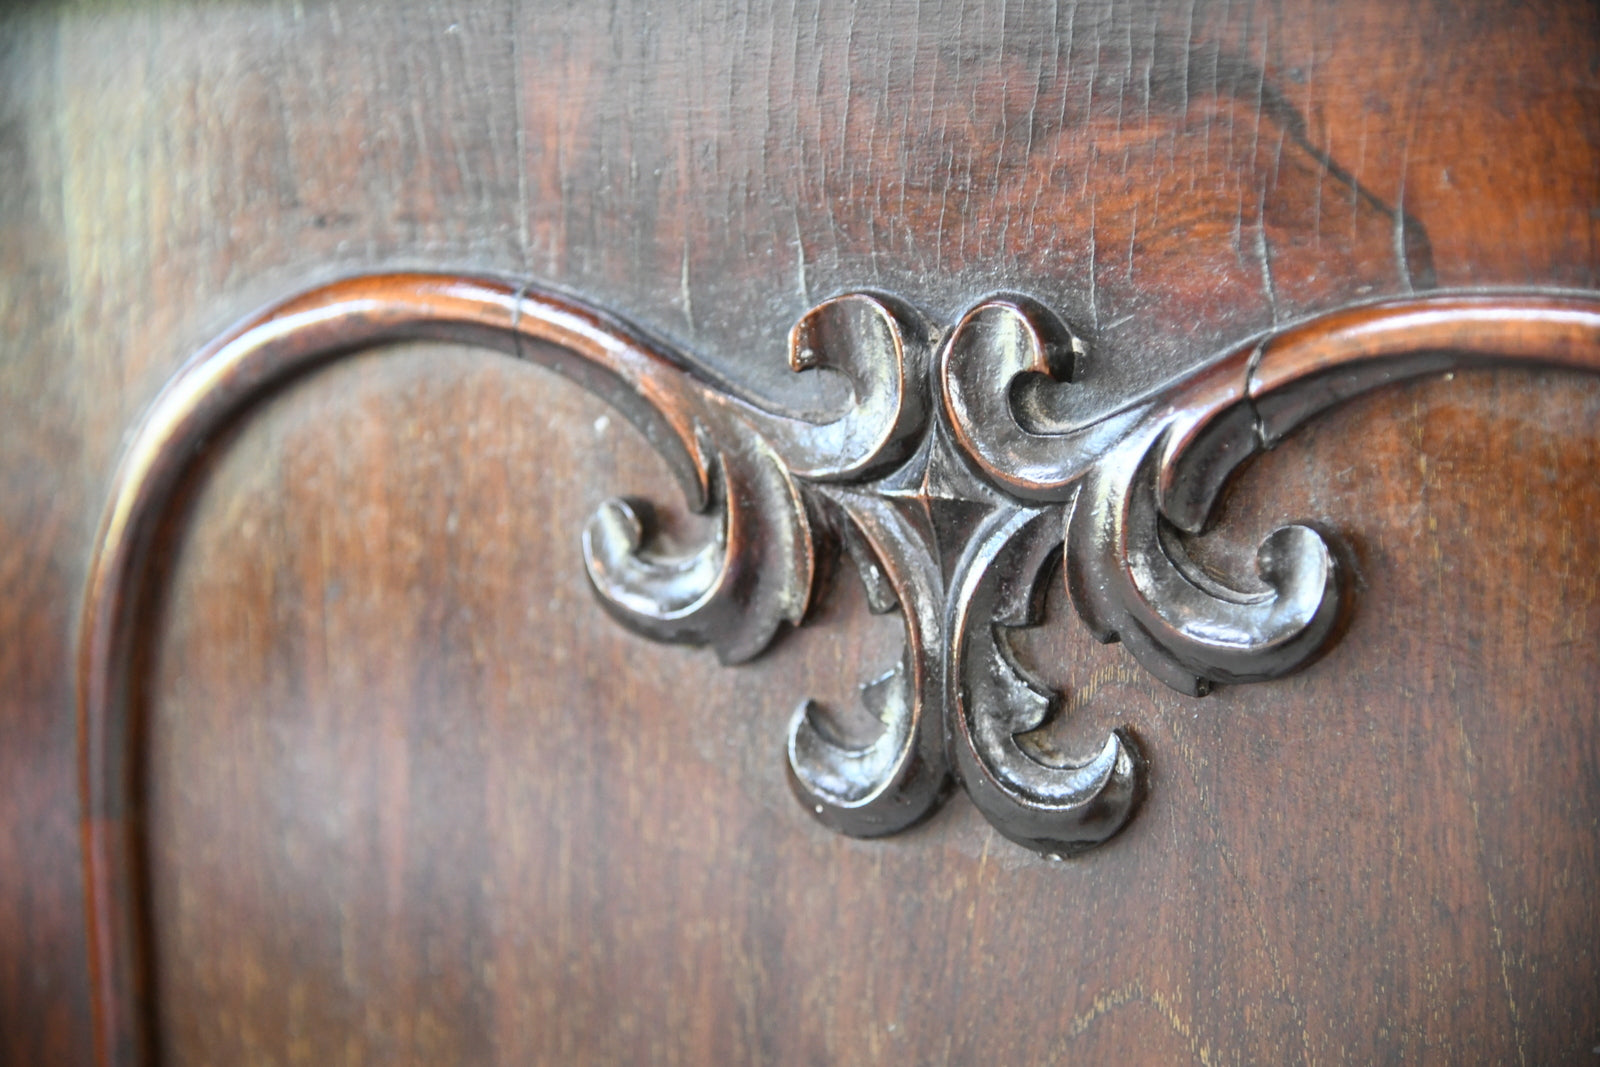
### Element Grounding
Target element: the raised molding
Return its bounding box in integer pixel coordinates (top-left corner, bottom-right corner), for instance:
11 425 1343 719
78 273 1600 1064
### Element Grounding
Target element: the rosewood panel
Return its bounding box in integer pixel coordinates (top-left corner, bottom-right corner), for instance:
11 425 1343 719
2 0 1598 1064
137 354 1600 1064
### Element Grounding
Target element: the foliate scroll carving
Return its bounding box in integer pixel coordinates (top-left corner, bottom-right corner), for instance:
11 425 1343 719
79 274 1600 1062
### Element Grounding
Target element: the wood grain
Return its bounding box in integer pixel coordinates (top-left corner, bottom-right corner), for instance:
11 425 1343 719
0 12 96 1066
139 352 1600 1065
2 0 1597 1063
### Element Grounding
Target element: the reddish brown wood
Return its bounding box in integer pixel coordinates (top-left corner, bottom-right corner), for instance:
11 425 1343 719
75 274 721 1066
1 13 96 1066
4 1 1599 1064
129 363 1600 1065
80 278 1600 1064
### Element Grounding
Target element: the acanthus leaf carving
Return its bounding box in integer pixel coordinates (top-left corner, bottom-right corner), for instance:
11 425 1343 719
948 503 1145 856
78 273 1600 1064
784 488 948 838
582 409 815 666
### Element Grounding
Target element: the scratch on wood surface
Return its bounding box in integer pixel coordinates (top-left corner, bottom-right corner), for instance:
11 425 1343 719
510 13 528 270
1311 120 1326 253
1126 200 1138 284
820 4 845 270
1179 0 1196 125
1256 192 1278 323
680 234 695 332
1087 188 1099 329
1394 111 1416 293
1200 41 1219 182
792 210 810 305
1265 111 1289 224
1160 677 1316 1062
1248 18 1268 165
1406 393 1527 1064
1349 110 1370 251
1231 178 1246 271
1064 981 1219 1065
994 0 1014 260
1060 0 1080 139
1453 697 1530 1067
1211 805 1315 1063
1114 13 1131 134
1023 28 1042 162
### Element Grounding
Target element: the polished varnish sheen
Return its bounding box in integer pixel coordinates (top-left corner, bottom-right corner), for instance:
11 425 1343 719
4 1 1599 1064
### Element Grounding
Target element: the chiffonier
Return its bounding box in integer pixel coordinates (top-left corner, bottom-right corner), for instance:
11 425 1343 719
2 1 1597 1063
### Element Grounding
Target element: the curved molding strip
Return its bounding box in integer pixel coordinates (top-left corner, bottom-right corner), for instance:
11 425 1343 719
79 274 1600 1063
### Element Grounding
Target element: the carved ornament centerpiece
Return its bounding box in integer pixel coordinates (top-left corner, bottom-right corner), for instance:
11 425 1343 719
78 273 1600 1062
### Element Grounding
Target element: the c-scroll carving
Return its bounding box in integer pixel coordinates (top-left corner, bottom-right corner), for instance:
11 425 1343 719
948 504 1144 856
78 274 1600 1066
77 274 825 1066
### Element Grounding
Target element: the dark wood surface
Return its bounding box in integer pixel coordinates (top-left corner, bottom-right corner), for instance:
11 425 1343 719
3 1 1598 1064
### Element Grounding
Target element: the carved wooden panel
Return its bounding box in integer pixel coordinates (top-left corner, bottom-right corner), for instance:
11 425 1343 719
3 1 1598 1065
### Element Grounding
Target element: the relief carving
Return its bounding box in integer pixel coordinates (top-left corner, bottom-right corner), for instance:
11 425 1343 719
78 272 1600 1062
